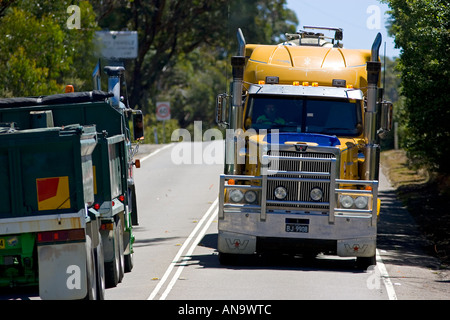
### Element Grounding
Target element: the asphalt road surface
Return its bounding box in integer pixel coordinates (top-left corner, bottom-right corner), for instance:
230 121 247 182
107 141 449 301
1 141 448 303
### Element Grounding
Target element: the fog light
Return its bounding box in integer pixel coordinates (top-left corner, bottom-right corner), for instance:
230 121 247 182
244 190 257 203
340 195 354 208
355 196 369 209
274 186 287 200
310 187 323 201
229 189 244 203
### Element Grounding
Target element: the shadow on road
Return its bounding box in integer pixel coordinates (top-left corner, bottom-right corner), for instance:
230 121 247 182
192 233 369 273
377 189 440 269
192 188 442 272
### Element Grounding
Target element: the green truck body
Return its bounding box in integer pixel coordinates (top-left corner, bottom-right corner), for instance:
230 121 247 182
0 90 143 299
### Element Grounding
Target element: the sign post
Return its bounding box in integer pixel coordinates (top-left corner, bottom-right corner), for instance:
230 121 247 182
156 102 171 144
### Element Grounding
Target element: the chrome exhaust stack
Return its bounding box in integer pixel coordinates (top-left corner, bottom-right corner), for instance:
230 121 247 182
363 33 382 181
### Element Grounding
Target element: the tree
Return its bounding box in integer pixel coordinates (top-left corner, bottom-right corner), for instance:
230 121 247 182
383 0 450 173
92 0 298 125
0 1 98 97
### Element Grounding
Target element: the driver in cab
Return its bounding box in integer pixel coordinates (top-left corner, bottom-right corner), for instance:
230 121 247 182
256 104 285 125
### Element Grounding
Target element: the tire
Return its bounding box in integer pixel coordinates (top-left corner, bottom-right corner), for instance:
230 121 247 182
117 217 125 282
105 218 125 288
130 186 139 226
94 232 106 300
85 236 97 300
218 252 239 265
356 255 376 270
124 252 134 273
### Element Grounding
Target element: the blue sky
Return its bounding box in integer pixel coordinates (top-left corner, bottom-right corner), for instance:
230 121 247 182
285 0 400 58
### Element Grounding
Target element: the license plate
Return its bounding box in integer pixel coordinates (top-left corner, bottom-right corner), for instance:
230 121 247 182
285 223 309 233
285 218 309 233
0 238 5 249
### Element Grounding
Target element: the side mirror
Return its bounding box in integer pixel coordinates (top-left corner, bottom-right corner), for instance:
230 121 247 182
215 93 229 128
378 101 393 139
132 110 144 141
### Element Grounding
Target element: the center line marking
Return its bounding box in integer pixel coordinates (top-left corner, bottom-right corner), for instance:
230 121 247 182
147 198 218 300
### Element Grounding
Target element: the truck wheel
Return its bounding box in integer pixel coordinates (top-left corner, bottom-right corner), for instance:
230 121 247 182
94 232 106 300
356 255 376 270
130 186 139 226
125 252 134 273
117 217 125 282
218 252 239 265
105 218 125 287
85 236 98 300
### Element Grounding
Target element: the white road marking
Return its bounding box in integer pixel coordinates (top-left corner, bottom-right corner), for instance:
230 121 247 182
376 249 398 300
147 198 218 300
139 143 174 163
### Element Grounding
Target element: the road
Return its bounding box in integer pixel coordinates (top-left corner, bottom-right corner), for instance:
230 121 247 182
106 141 449 301
1 141 448 302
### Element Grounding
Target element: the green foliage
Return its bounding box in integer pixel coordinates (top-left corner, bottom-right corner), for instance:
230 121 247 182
383 0 450 173
0 0 297 143
92 0 297 134
0 1 99 97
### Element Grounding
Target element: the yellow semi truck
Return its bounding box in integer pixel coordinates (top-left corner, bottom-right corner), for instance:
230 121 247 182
216 27 392 268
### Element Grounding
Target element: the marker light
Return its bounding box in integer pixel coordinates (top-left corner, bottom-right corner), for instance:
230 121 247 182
258 80 266 85
302 82 309 86
119 195 125 202
65 85 74 93
94 203 100 210
312 82 319 87
293 81 300 86
346 84 354 89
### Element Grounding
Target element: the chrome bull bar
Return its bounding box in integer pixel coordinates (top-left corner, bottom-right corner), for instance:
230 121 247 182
219 154 378 226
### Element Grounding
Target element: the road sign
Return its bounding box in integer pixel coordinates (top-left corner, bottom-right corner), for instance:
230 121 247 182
156 102 171 121
95 31 138 60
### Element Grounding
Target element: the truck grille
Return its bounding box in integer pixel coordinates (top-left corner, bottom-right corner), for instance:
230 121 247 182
266 150 335 210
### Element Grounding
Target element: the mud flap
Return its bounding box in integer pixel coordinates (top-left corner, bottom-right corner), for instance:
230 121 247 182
38 242 87 300
337 237 376 258
217 231 257 255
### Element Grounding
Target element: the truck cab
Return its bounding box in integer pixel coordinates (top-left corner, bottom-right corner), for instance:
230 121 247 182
216 27 392 268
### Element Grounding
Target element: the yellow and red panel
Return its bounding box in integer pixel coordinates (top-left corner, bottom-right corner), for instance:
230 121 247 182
36 176 71 211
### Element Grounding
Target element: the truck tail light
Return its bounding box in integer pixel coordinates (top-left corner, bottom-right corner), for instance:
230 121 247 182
101 222 114 231
37 229 85 244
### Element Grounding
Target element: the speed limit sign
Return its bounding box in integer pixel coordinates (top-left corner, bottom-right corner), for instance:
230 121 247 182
156 102 171 121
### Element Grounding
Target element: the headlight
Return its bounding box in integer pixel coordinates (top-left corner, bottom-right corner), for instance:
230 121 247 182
310 187 323 201
355 196 369 209
229 189 244 203
244 190 257 203
274 186 287 200
339 195 354 208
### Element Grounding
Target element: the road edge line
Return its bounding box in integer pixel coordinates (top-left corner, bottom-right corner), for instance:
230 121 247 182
376 249 398 300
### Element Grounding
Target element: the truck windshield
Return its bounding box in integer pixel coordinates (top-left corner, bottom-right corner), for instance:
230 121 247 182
246 95 362 136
